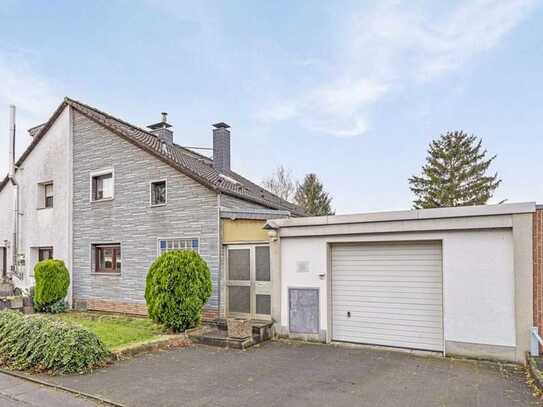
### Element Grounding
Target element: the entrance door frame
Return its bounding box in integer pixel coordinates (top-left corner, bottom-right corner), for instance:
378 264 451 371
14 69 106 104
225 243 272 321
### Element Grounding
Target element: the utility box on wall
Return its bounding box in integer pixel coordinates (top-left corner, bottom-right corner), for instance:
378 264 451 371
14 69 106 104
288 288 319 334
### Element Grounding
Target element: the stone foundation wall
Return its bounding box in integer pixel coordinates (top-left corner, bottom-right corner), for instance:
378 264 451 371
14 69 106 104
75 298 218 321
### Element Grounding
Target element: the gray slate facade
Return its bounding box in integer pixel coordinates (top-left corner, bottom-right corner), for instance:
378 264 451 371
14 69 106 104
72 112 221 309
1 97 301 315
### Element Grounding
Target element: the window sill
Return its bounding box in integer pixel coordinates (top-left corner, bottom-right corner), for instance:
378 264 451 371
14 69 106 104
92 272 121 276
37 207 53 211
91 198 114 203
150 203 167 208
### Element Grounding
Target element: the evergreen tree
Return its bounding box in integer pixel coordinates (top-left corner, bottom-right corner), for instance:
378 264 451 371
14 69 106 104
294 173 334 216
409 131 501 209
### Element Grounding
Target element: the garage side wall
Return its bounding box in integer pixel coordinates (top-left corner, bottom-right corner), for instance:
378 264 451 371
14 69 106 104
534 208 543 336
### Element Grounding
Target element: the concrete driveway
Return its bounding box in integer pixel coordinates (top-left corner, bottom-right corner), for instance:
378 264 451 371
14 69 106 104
45 341 540 407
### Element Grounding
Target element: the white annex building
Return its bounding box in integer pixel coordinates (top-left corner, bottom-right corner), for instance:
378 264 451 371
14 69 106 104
266 203 535 363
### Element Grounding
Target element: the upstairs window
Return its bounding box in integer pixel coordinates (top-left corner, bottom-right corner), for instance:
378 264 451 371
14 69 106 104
151 180 167 206
91 170 114 202
37 181 54 209
158 239 199 256
44 183 54 208
94 244 121 274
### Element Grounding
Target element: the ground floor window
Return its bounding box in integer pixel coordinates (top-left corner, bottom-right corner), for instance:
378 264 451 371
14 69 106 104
38 247 54 262
158 239 198 255
94 244 121 273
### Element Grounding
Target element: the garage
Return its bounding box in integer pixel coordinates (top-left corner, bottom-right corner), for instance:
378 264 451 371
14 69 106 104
267 202 535 363
331 242 443 351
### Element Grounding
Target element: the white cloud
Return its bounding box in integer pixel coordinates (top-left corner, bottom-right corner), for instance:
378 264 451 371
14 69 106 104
0 50 60 175
257 0 537 137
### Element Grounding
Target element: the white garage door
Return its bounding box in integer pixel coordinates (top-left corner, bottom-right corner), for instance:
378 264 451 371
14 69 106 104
332 242 443 351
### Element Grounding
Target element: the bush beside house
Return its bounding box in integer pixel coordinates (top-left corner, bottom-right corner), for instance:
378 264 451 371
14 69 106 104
33 259 70 313
0 311 110 374
145 251 212 332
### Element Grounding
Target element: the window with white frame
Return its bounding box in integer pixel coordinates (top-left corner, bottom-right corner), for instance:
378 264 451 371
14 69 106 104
158 239 199 255
150 180 167 206
44 183 54 208
91 170 114 202
37 181 54 209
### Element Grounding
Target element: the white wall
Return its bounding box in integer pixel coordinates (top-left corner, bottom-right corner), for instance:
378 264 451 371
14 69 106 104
0 106 72 293
0 182 14 273
280 228 516 348
442 230 514 346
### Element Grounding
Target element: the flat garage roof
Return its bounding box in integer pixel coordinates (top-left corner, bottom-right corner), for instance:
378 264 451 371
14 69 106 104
265 202 536 230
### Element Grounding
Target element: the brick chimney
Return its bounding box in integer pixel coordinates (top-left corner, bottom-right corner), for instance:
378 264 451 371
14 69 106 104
213 122 231 172
148 112 173 145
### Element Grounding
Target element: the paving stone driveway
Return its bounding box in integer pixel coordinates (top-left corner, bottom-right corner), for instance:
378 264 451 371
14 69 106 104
45 341 541 407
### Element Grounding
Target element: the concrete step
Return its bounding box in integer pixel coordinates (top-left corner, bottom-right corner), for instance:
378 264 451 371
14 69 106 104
189 319 274 350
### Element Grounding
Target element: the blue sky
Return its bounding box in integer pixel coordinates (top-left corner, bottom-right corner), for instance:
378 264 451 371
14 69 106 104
0 0 542 213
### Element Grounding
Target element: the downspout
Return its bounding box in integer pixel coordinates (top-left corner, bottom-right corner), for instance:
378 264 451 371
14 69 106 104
217 192 222 319
8 105 19 280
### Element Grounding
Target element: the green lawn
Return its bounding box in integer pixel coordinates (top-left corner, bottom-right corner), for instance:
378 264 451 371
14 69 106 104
55 312 166 349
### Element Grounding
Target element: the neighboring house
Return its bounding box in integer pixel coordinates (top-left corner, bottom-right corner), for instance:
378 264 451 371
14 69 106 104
0 97 303 321
265 203 537 363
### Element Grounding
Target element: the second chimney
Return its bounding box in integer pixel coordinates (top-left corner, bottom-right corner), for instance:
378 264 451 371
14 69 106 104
213 122 231 172
148 112 173 145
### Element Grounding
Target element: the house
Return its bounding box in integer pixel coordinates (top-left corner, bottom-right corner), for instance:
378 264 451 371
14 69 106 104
3 97 542 364
264 203 538 363
0 97 303 321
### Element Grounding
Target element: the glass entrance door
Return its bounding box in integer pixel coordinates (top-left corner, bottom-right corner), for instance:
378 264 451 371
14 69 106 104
226 245 271 320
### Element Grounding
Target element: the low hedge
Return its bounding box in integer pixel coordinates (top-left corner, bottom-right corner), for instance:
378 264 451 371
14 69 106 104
0 311 110 374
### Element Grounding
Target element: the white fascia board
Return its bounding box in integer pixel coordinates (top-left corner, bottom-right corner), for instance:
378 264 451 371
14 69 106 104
276 214 514 238
266 202 536 230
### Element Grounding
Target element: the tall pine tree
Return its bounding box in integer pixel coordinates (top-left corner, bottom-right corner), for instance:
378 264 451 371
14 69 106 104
409 131 501 209
294 173 334 216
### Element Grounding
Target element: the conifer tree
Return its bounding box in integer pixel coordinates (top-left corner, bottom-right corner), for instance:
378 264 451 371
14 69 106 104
294 173 334 216
409 131 501 209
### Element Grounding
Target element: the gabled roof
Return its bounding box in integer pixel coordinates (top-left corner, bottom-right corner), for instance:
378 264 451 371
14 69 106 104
0 97 304 216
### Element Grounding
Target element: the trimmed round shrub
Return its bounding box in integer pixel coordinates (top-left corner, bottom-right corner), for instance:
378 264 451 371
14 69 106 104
0 310 110 374
145 250 212 332
34 259 70 313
